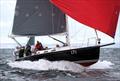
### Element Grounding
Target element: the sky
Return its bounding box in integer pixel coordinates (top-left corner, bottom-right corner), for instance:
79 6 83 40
0 0 120 48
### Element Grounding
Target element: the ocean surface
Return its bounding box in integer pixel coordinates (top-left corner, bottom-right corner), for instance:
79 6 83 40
0 48 120 81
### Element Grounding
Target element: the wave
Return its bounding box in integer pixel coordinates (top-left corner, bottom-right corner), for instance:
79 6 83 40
8 60 114 73
89 60 114 69
7 59 84 73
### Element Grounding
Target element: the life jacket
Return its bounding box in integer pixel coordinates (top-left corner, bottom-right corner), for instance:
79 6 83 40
35 44 43 50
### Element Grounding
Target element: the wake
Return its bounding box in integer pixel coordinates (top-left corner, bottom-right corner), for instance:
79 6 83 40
8 59 114 73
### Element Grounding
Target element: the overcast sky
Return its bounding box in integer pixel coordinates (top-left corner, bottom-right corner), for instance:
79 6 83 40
0 0 120 48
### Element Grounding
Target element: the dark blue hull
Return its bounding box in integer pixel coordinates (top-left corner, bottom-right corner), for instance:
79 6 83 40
16 46 100 66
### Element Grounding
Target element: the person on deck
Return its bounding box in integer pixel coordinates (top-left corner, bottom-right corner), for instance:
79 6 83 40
35 41 44 52
14 46 20 59
18 46 25 58
25 44 32 56
56 44 60 48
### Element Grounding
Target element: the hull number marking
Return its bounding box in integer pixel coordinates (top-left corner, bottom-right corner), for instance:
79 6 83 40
71 50 77 54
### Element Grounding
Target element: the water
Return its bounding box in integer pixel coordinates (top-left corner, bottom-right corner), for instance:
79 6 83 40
0 48 120 81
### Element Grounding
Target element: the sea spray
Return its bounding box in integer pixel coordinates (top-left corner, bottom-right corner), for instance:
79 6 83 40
8 59 114 73
8 59 84 73
89 60 114 69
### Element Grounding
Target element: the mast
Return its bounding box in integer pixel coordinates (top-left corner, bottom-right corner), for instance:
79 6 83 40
66 16 70 46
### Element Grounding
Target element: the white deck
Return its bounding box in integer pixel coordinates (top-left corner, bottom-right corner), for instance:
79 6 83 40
36 46 71 54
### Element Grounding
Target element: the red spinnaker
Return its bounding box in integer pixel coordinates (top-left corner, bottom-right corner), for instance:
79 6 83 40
51 0 120 38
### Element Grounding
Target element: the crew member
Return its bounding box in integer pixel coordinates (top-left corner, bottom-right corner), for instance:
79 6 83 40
35 41 44 51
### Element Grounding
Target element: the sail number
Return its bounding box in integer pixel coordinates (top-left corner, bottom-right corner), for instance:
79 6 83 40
71 50 77 54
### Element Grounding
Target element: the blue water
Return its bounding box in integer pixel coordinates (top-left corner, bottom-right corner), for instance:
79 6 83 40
0 48 120 81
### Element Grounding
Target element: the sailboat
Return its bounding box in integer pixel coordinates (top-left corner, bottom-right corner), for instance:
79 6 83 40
11 0 120 67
